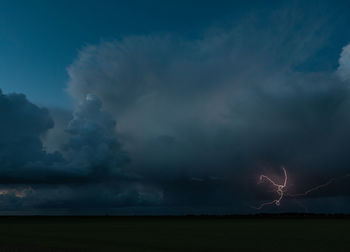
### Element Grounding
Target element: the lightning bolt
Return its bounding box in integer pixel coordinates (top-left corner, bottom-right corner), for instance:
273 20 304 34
288 174 350 197
253 166 287 209
254 167 350 210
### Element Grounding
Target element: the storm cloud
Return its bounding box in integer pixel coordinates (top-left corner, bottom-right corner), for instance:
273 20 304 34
63 94 128 175
0 90 62 175
65 9 350 210
1 5 350 213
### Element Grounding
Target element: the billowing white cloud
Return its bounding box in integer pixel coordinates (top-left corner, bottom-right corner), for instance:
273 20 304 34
66 16 348 178
337 43 350 82
64 94 128 174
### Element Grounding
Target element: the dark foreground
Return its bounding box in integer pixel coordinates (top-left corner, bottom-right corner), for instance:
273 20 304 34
0 215 349 252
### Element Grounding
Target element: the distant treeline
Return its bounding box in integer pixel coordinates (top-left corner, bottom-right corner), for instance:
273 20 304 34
0 213 350 219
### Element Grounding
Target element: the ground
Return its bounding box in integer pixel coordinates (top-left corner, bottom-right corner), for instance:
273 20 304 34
0 216 348 251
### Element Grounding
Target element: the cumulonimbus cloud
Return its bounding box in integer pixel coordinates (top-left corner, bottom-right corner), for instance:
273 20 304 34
2 5 350 212
64 9 350 211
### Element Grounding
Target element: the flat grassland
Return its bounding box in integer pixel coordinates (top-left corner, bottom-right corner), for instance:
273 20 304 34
0 216 348 252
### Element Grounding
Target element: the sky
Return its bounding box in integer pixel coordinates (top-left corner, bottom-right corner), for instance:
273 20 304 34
1 0 350 214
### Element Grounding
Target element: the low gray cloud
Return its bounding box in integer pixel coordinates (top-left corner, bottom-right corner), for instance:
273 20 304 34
0 89 129 179
0 88 163 212
42 107 72 154
0 90 63 175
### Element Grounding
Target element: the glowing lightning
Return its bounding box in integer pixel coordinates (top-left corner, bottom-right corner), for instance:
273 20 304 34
254 167 350 210
288 174 350 197
254 166 287 209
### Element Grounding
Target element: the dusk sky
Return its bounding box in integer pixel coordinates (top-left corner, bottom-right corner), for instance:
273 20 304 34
1 0 350 214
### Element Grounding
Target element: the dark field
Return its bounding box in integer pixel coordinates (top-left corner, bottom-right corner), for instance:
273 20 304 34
0 216 349 252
